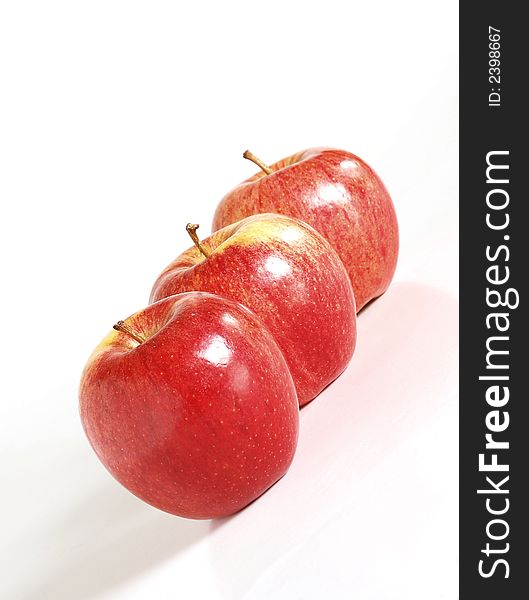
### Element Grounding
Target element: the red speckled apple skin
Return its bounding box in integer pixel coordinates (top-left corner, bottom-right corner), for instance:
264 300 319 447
150 214 357 406
79 292 299 519
212 148 399 311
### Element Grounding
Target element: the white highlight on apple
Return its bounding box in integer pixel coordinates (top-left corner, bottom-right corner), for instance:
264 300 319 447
263 256 292 278
278 227 304 243
340 159 359 171
311 182 349 207
221 312 238 327
199 335 233 367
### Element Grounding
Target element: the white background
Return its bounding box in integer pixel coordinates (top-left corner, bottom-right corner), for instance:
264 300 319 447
0 1 458 599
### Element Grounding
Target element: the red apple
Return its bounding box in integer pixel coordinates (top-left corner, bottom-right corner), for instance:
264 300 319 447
150 214 356 406
79 292 299 519
212 148 399 311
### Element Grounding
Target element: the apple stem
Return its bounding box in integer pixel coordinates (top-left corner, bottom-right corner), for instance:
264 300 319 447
186 223 210 258
113 321 146 345
243 150 273 175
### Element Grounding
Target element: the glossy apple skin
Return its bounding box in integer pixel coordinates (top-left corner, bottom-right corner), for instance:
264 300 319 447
150 214 356 406
79 292 299 519
212 148 399 311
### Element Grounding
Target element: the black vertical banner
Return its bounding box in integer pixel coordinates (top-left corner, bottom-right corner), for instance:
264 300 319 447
460 2 527 598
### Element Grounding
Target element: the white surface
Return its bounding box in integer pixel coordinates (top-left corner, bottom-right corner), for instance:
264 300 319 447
0 1 458 599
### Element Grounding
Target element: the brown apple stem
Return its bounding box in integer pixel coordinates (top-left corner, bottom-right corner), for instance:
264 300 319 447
113 320 145 344
186 223 210 258
243 150 273 175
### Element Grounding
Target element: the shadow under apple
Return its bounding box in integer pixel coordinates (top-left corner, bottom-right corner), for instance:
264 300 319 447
17 453 209 600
